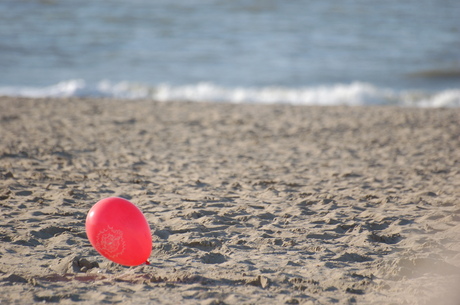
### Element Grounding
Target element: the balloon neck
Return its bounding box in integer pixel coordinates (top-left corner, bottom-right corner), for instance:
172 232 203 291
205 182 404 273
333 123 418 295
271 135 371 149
145 260 150 265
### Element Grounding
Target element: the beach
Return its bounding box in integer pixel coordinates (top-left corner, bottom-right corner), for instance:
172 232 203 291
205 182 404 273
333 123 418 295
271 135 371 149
0 97 459 304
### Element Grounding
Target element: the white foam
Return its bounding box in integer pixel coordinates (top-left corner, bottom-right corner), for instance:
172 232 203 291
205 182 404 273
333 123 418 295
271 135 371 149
0 80 88 98
1 80 459 107
154 82 399 106
416 90 460 108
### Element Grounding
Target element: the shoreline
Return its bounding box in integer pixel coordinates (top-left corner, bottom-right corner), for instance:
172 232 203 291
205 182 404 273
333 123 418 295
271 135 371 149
1 97 459 304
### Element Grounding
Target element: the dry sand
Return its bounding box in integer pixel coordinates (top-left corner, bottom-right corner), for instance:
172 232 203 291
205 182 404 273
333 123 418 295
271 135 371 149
0 97 459 304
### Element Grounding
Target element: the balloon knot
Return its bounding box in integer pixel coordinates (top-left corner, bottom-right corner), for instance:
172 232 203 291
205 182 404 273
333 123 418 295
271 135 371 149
145 260 150 265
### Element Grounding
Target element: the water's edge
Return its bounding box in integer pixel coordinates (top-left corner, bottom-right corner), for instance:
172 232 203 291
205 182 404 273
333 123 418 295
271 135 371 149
1 80 459 108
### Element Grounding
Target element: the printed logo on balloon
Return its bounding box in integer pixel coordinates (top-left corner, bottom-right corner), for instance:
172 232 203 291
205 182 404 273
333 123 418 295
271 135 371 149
96 226 126 258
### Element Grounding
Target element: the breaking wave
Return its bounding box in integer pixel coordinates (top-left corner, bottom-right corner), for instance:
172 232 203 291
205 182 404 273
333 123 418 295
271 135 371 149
1 80 459 108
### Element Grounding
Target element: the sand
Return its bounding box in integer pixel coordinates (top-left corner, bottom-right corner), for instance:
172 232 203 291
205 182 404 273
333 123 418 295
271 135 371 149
0 97 459 305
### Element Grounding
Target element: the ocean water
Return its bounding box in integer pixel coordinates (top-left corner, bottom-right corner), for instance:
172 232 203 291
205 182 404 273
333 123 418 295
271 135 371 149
1 0 459 107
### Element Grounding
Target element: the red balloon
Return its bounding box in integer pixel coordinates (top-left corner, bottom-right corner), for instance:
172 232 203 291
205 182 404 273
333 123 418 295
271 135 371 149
86 197 152 266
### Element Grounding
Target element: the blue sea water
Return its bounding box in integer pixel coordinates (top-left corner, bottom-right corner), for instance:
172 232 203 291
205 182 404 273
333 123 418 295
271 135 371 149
1 0 459 106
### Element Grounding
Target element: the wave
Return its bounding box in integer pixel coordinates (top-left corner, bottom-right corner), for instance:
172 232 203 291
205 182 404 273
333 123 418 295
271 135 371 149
1 79 459 107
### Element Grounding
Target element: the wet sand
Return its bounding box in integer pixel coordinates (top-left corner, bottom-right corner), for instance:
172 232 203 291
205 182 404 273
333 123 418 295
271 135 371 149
1 97 459 304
